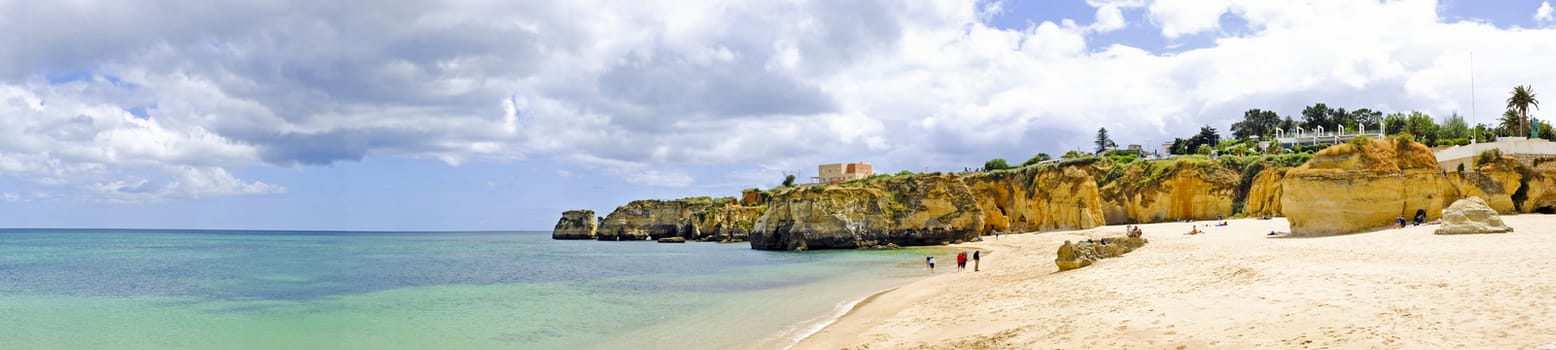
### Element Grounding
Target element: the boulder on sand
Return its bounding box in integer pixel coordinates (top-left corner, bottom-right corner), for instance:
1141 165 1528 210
1055 236 1147 271
1435 197 1513 235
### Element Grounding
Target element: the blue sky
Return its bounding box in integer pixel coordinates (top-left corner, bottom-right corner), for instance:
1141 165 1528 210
1 0 1554 230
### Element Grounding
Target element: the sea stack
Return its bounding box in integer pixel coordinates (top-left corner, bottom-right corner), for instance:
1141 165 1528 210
1281 137 1457 236
551 210 598 240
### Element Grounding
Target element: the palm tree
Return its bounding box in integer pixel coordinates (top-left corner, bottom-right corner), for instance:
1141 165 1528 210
1506 85 1540 137
1500 109 1523 137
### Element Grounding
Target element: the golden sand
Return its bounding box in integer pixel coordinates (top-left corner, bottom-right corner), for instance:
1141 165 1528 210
795 216 1556 349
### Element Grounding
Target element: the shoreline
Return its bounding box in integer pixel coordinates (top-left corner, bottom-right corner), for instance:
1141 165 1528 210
781 286 897 349
793 216 1556 349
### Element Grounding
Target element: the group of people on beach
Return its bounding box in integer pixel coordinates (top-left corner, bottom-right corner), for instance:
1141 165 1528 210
1124 225 1143 238
925 250 981 272
1396 209 1429 228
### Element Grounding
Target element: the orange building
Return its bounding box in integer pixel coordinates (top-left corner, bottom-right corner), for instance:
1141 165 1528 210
814 162 873 184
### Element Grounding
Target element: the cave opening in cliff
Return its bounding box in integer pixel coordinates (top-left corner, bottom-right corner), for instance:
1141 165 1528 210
1535 206 1556 214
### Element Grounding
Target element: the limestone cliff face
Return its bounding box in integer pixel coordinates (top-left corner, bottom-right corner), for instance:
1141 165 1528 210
596 197 735 241
1521 168 1556 213
693 205 767 242
963 164 1107 233
1445 158 1556 214
1030 166 1108 230
1446 170 1516 214
749 174 984 251
551 209 597 240
1098 160 1239 224
1244 168 1287 217
1282 138 1458 236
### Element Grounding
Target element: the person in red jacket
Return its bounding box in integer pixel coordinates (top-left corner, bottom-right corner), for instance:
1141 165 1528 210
956 251 967 271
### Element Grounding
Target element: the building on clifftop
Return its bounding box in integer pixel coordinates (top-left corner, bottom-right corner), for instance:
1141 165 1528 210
813 162 873 184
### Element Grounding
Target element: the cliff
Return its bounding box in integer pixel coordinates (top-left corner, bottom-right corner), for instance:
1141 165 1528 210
1243 167 1288 217
1281 138 1458 236
596 197 735 241
749 174 984 251
1097 158 1239 224
963 163 1107 233
693 205 767 242
551 209 598 240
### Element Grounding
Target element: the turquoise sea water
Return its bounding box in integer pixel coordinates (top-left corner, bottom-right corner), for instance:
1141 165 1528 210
0 230 940 349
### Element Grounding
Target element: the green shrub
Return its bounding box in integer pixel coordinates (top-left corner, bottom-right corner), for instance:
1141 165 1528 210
1021 153 1052 167
984 158 1011 171
1475 148 1503 167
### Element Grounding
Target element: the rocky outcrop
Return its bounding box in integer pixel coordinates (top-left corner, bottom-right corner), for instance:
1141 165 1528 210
551 210 598 240
657 237 688 243
1435 197 1513 234
963 164 1107 234
1281 138 1459 236
1055 236 1147 271
1446 170 1516 214
596 197 735 241
693 205 766 242
1244 168 1287 217
1098 159 1239 224
740 189 771 206
1521 168 1556 214
749 174 984 251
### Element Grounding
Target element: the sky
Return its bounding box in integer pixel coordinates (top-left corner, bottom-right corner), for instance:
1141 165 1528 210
1 0 1554 231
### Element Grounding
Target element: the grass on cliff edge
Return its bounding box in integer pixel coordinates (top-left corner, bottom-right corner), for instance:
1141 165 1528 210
1299 136 1438 173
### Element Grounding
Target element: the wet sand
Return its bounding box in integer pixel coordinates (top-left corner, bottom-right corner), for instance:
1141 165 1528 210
795 216 1556 349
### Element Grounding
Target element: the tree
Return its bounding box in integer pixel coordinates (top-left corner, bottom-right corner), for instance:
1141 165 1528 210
984 158 1011 171
1500 109 1522 137
1021 152 1052 167
1382 112 1408 135
1190 126 1220 150
1094 127 1118 154
782 174 796 187
1506 85 1540 137
1436 112 1469 144
1403 111 1439 146
1437 113 1469 139
1231 109 1281 140
1300 103 1334 130
1350 108 1383 132
1169 126 1221 155
1196 144 1213 156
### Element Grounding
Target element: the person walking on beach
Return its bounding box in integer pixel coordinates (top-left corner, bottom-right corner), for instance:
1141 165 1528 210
955 251 967 271
926 256 936 272
972 250 981 272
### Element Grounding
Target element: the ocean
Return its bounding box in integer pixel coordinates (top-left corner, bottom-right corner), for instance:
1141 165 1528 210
0 229 944 349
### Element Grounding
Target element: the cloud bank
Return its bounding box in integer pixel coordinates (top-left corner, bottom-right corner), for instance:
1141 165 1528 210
1 0 1554 202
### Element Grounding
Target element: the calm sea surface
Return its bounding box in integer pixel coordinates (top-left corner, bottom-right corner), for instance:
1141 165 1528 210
0 229 942 349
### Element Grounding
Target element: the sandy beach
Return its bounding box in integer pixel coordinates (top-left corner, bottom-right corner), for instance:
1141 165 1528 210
796 216 1556 349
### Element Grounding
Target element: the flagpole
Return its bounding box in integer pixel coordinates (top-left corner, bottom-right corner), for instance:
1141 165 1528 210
1471 51 1477 144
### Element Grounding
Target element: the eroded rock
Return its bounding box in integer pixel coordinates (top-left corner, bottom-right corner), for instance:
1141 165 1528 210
1435 197 1513 235
551 210 597 240
1055 236 1147 271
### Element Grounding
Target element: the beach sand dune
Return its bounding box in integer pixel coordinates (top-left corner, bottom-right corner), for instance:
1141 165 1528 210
796 216 1556 349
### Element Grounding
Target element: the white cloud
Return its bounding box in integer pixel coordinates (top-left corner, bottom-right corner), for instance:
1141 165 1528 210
1539 1 1554 23
1091 4 1128 33
1148 0 1235 39
2 0 1556 202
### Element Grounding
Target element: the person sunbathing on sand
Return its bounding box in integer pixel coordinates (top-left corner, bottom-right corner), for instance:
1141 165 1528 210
1186 226 1201 235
